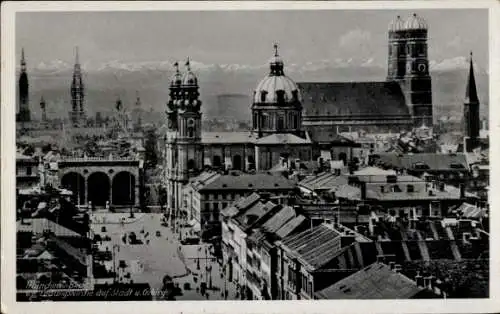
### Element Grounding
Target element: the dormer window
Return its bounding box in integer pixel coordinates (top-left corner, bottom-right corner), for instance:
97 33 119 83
291 90 299 101
276 90 285 103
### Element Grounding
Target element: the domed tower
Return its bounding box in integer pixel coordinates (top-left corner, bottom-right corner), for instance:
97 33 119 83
18 48 31 122
402 13 433 127
177 58 203 178
167 61 182 131
252 44 302 138
387 16 407 81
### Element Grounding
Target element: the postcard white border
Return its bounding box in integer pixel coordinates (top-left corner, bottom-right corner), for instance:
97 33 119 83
2 1 500 314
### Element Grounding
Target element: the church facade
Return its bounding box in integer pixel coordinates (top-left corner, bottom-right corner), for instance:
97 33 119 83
163 14 435 214
300 13 433 134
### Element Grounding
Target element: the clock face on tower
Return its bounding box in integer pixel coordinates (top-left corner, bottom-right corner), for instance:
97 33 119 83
418 63 427 73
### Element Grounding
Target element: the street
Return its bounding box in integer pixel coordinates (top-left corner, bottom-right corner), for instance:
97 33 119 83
91 213 239 300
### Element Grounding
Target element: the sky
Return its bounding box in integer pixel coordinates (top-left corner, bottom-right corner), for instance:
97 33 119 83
16 9 488 70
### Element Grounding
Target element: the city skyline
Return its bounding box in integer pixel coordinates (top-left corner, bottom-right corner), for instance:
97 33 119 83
16 10 488 72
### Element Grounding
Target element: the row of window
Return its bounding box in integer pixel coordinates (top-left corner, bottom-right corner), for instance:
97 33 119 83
253 112 300 131
389 43 427 57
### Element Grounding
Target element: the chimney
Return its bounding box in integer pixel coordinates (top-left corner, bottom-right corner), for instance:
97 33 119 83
415 272 424 287
393 264 402 273
376 255 386 263
424 275 434 290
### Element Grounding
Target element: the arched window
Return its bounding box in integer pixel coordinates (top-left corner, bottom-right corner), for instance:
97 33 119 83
276 90 285 104
187 159 196 171
277 114 285 130
187 127 194 138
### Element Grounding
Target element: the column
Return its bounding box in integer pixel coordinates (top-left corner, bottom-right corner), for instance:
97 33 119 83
255 146 260 171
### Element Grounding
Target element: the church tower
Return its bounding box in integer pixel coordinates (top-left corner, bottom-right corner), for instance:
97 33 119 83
387 16 407 81
70 47 86 127
252 44 303 138
464 52 480 142
402 14 433 127
166 61 182 131
387 14 433 128
18 48 31 122
177 58 203 179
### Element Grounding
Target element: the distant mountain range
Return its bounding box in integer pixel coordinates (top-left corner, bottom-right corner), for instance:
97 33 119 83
20 57 489 123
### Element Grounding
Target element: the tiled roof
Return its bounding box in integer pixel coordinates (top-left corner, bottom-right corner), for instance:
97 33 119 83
190 171 221 190
365 186 459 201
255 133 311 145
281 224 342 270
199 173 296 191
456 202 486 219
374 153 468 171
233 200 279 230
261 205 297 233
315 262 423 299
201 131 256 144
354 167 397 176
305 128 357 145
221 193 261 218
298 82 411 118
299 173 348 192
275 215 308 238
331 184 361 200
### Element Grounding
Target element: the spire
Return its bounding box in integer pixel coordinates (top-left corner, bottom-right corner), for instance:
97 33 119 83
21 48 26 67
465 51 479 104
269 43 284 76
75 46 80 65
40 95 45 105
174 61 179 73
185 57 191 71
135 91 141 107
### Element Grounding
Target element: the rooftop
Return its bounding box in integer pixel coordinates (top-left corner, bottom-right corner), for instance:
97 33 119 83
373 153 468 171
298 81 411 118
255 133 311 145
199 172 296 191
201 131 256 144
315 262 423 299
299 172 348 192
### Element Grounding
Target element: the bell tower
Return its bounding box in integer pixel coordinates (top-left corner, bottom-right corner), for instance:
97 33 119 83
463 52 480 152
177 58 203 180
402 14 433 127
167 61 182 131
70 47 86 127
18 48 31 122
387 16 407 81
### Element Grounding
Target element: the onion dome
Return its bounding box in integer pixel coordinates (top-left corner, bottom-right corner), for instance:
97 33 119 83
170 61 182 87
389 15 405 32
404 13 428 30
181 57 198 86
253 44 301 104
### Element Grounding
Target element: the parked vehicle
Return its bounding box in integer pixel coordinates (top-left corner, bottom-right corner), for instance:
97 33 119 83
180 237 200 245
